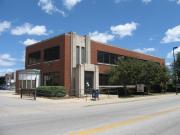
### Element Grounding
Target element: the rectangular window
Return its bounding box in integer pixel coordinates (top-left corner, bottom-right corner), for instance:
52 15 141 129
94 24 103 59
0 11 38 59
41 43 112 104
99 74 109 85
97 51 104 63
43 72 60 86
28 51 41 65
76 46 80 65
104 52 110 63
118 56 125 61
22 80 26 89
97 51 118 65
44 46 60 62
27 80 31 89
81 47 86 64
32 80 36 88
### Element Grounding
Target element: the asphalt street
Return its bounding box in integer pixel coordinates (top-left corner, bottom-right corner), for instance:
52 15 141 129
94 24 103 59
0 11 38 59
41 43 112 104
0 92 180 135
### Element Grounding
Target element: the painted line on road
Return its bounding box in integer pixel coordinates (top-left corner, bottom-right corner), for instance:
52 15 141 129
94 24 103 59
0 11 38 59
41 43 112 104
69 106 180 135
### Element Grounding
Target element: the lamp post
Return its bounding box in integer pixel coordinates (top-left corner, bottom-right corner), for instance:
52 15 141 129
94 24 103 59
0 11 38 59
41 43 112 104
173 46 178 95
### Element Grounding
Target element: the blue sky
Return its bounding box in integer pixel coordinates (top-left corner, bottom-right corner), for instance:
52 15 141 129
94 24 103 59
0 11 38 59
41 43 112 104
0 0 180 75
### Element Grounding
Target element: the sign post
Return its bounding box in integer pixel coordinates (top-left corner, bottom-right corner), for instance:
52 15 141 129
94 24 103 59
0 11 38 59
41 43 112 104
137 84 145 93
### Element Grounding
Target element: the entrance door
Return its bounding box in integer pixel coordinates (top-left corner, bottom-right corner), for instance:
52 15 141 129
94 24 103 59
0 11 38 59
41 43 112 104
84 71 94 90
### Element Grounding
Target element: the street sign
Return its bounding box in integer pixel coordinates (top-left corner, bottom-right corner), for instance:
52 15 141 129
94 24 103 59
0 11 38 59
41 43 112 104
177 84 180 88
137 84 145 92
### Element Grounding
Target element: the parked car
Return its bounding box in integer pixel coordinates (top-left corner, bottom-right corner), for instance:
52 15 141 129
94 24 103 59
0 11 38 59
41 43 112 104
0 85 10 90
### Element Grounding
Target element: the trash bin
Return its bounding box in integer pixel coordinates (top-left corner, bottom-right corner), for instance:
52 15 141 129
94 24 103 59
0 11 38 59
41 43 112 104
92 89 99 100
95 89 99 99
92 89 96 99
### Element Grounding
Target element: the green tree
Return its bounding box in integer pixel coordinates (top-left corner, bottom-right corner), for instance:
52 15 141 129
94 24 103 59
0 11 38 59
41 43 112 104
174 52 180 83
0 77 5 86
109 58 169 93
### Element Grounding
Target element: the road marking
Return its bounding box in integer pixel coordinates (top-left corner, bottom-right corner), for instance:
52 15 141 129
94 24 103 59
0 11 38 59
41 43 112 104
70 106 180 135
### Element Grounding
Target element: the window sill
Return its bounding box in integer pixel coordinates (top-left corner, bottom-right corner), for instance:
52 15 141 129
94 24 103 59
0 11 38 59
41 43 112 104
97 63 117 66
27 62 41 66
43 59 60 63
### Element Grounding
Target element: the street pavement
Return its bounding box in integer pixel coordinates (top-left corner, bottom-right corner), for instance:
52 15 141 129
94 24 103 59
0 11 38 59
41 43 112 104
0 91 180 135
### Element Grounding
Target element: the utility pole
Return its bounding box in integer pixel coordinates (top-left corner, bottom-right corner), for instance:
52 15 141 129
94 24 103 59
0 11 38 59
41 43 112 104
173 46 178 95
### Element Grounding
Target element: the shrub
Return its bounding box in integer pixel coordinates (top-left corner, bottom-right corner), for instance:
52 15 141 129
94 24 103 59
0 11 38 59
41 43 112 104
36 86 66 97
167 83 176 92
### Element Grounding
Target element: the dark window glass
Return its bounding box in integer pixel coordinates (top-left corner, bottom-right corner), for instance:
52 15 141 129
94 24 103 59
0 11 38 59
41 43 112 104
97 51 104 63
104 53 110 63
76 46 80 65
97 51 118 64
99 74 109 85
85 71 94 89
44 46 60 61
81 47 86 64
28 51 41 65
110 53 118 64
43 72 59 86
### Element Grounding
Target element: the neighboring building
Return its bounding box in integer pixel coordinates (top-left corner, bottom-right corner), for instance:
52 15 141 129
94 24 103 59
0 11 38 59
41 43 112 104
0 76 5 86
16 32 165 96
5 72 16 88
0 72 16 89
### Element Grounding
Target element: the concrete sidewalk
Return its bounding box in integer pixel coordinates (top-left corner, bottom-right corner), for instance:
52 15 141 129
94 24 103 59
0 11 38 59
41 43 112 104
0 90 178 107
85 93 178 106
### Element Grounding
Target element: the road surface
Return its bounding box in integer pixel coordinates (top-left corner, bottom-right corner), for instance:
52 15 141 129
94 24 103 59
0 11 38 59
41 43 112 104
0 92 180 135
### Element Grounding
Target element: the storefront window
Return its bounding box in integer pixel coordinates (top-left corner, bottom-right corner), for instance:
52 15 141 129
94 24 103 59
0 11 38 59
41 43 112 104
43 72 59 86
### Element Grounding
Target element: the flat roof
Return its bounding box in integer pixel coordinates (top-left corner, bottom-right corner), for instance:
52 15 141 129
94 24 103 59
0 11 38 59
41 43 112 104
17 69 40 74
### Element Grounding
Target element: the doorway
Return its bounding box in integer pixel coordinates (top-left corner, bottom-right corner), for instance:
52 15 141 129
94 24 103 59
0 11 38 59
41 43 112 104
84 71 94 90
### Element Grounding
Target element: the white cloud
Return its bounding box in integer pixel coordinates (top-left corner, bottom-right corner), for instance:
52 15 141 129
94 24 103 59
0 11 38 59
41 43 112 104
0 68 15 76
0 21 11 34
0 54 16 67
11 23 49 36
165 62 171 66
38 0 54 14
110 22 138 38
22 38 39 46
89 31 115 43
63 0 82 10
178 0 180 4
169 0 180 5
134 48 155 54
89 21 138 43
142 0 152 4
161 25 180 43
38 0 65 16
167 46 180 59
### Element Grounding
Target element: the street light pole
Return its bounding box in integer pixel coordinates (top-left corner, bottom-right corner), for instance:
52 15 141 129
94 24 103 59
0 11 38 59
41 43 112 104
173 46 178 95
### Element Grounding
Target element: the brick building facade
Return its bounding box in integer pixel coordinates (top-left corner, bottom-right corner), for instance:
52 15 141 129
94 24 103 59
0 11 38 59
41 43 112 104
16 32 165 96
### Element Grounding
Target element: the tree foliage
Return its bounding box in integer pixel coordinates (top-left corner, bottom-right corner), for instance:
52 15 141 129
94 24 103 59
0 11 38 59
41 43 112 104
174 52 180 83
109 58 169 87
